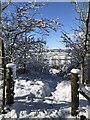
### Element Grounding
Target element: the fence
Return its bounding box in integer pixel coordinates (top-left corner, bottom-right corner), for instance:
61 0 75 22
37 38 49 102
71 68 90 119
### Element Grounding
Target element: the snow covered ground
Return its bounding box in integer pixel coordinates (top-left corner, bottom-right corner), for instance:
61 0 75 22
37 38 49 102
0 69 88 119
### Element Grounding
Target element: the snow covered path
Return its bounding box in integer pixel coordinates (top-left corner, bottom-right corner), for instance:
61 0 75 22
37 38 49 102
0 73 88 119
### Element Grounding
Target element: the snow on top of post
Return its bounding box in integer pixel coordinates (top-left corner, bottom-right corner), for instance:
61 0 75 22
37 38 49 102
71 68 80 74
6 63 16 79
6 63 16 69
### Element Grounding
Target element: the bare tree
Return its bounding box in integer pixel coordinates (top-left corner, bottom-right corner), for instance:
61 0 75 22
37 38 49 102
2 2 61 73
2 0 12 11
61 1 90 84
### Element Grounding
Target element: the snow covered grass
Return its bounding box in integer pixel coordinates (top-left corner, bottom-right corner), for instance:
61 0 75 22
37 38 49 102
0 70 88 119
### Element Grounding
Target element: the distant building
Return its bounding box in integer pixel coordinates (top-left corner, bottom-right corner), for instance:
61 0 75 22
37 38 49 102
28 48 72 67
43 49 72 66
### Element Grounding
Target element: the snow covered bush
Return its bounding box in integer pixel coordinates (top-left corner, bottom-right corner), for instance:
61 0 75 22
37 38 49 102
29 80 51 98
15 79 51 99
52 81 71 101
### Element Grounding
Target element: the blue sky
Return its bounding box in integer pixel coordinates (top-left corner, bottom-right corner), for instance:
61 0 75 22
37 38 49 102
3 2 85 49
38 2 80 49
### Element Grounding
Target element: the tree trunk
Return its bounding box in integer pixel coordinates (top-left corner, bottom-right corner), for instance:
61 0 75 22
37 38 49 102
80 56 84 84
0 1 6 113
87 1 90 84
0 1 4 114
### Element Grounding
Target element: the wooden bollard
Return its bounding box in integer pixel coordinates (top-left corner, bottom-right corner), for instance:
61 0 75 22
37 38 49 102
71 68 80 116
6 68 14 105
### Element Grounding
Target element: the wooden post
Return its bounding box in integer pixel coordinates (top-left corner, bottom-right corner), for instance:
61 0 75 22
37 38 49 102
71 68 80 116
6 67 14 105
